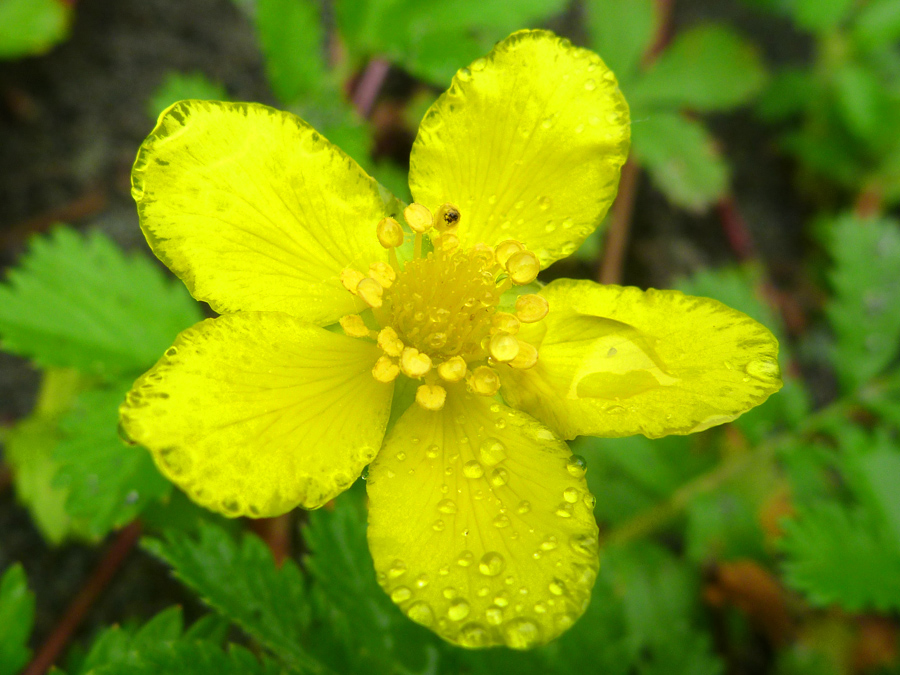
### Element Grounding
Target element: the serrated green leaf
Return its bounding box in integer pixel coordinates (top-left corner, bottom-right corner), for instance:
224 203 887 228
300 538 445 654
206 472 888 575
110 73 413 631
629 25 766 112
147 72 228 119
632 112 728 211
825 214 900 390
0 565 35 675
53 380 171 538
255 0 326 104
853 0 900 50
0 227 203 379
303 485 445 674
584 0 657 87
0 0 70 59
781 502 900 611
144 523 331 674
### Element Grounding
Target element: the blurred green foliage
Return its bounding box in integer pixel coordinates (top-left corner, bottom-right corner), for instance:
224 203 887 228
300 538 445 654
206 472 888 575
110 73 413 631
0 0 71 59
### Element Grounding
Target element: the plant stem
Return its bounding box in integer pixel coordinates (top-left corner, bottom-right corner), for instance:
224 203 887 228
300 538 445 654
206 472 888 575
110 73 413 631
23 522 142 675
351 58 391 119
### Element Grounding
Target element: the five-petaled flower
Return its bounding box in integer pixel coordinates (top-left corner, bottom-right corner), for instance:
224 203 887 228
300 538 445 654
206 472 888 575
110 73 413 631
120 30 782 649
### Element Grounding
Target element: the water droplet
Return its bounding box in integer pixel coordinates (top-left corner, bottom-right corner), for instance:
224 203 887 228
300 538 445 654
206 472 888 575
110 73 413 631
470 57 487 72
556 503 573 518
548 579 565 596
607 347 618 357
563 487 579 503
437 498 457 514
396 451 406 461
478 438 506 465
388 560 407 578
433 519 446 532
503 618 542 649
570 533 598 557
584 78 597 91
416 574 430 588
391 586 412 602
463 461 484 479
426 444 439 459
566 455 587 478
538 196 552 210
457 67 472 82
562 218 574 229
407 601 434 626
443 586 457 599
583 493 597 509
493 514 511 528
490 467 509 487
439 566 450 576
459 622 490 647
540 536 559 551
448 599 471 621
517 500 531 514
486 607 504 625
457 550 474 567
554 612 576 630
534 602 547 614
493 591 510 607
479 552 506 576
487 194 498 205
745 358 779 381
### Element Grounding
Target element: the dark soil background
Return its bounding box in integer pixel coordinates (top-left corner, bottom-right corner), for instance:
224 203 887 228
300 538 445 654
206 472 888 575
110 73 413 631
0 0 809 666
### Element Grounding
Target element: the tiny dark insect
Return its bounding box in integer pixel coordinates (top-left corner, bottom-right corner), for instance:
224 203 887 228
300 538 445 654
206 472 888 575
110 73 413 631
444 209 460 225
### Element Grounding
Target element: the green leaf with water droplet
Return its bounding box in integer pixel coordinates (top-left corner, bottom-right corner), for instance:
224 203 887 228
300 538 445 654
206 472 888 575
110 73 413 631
0 227 203 380
0 564 35 675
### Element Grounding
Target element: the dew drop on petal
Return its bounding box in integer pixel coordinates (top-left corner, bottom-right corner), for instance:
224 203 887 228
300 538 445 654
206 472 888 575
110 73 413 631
437 498 458 514
478 552 506 577
391 586 412 602
407 601 435 626
563 487 579 503
448 599 471 621
566 455 587 478
463 461 484 478
503 618 542 649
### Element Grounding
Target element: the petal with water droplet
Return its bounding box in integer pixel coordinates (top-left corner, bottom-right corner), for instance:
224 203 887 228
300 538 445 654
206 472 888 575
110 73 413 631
499 279 782 439
366 384 598 648
409 30 629 267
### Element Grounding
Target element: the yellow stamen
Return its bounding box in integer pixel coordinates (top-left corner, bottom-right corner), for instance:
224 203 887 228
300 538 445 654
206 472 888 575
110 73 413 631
439 232 460 253
489 334 520 362
506 250 540 285
509 341 538 369
405 203 433 234
369 261 396 288
515 294 549 323
494 240 524 267
416 384 447 411
433 203 461 231
469 365 501 396
377 327 404 357
357 277 384 308
372 355 400 382
339 314 371 338
400 347 433 378
491 312 520 335
376 217 404 248
437 356 467 382
340 268 366 294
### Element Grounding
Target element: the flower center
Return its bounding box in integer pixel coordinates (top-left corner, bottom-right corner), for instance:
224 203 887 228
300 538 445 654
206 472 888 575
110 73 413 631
338 202 549 412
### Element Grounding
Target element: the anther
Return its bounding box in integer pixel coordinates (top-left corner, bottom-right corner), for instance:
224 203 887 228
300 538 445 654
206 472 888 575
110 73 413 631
469 365 501 396
405 203 433 234
416 384 447 411
489 334 520 362
376 217 405 248
340 268 366 294
373 355 400 382
377 327 404 357
515 294 549 323
339 314 371 338
506 250 540 285
369 262 396 288
357 277 384 308
495 240 524 267
400 347 433 378
437 356 467 382
509 341 538 369
491 312 520 335
439 233 460 252
433 203 461 231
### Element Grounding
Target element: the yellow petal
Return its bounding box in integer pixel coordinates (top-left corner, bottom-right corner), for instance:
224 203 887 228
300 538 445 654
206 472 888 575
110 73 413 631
119 312 392 517
366 386 599 649
409 30 629 267
133 100 387 326
499 279 783 439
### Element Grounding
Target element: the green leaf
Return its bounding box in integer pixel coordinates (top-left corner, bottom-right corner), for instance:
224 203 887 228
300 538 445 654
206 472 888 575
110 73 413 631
0 0 70 59
853 0 900 50
824 214 900 390
53 380 171 538
780 502 900 611
788 0 855 33
629 25 767 112
0 227 203 379
302 485 446 674
833 62 891 145
686 490 767 563
632 112 728 211
0 565 35 675
254 0 326 104
147 72 228 119
756 68 819 122
584 0 657 87
144 523 331 674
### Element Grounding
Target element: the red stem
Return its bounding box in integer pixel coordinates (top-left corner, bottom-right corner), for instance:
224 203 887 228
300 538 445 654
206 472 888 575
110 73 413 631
351 58 391 119
599 159 641 284
23 522 142 675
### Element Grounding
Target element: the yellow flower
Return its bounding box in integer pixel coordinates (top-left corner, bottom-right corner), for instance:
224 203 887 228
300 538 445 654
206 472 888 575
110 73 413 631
120 30 782 649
